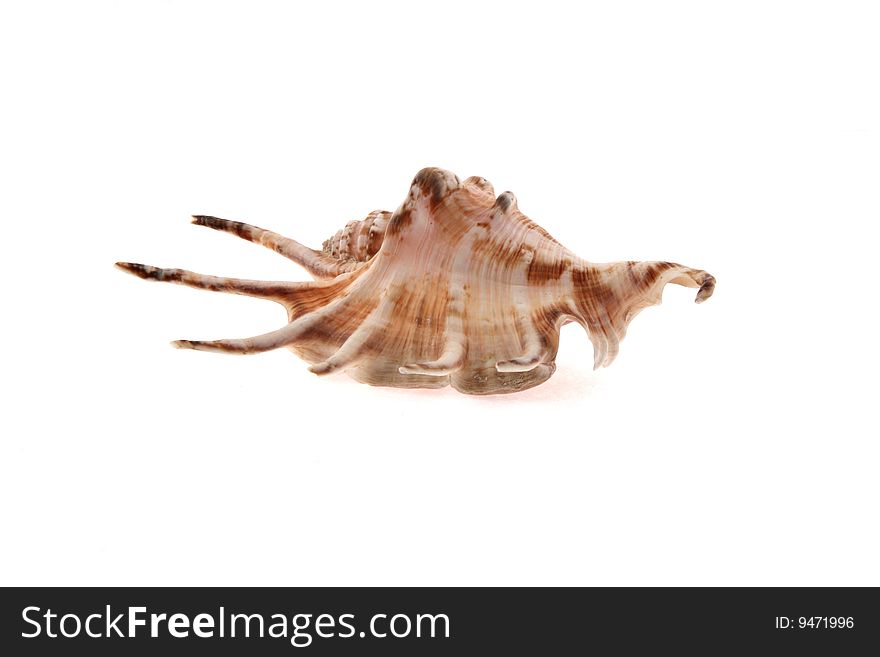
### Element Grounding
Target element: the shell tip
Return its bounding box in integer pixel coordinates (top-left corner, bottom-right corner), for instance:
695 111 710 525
695 276 715 303
308 362 334 376
116 262 153 279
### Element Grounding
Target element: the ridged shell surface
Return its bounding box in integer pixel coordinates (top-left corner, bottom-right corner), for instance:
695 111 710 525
117 168 715 395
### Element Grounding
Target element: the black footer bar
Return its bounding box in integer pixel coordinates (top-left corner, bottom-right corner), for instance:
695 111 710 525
2 587 877 655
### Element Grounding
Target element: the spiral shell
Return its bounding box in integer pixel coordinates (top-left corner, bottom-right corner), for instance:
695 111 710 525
117 167 715 395
322 210 391 263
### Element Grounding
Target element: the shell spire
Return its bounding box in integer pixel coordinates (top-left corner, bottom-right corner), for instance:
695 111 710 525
322 210 392 264
118 167 714 395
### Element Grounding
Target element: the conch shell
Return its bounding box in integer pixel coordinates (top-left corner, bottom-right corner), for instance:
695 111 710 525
117 167 715 395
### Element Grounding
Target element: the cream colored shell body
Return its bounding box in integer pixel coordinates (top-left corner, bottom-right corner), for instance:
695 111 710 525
118 168 714 395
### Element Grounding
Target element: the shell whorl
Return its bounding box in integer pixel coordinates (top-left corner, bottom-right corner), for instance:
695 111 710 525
322 210 391 264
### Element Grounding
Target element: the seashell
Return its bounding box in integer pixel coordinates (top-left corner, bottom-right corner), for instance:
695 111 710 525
117 167 715 395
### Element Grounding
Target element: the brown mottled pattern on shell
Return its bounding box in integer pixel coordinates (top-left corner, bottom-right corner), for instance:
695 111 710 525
322 210 391 263
572 266 619 319
293 297 375 346
284 270 365 321
527 256 571 284
119 166 714 394
288 293 380 365
531 304 568 356
340 276 455 389
386 279 449 357
569 260 713 368
385 206 412 237
414 167 460 208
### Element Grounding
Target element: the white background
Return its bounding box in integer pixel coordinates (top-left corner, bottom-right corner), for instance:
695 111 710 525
1 1 877 586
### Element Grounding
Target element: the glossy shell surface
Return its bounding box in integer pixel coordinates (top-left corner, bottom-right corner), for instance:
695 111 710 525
118 168 715 395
